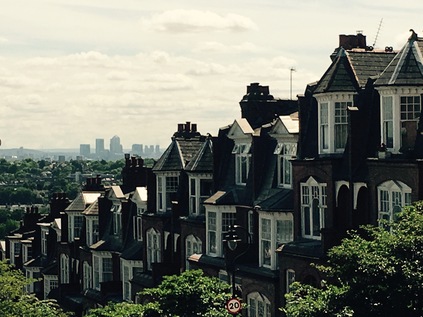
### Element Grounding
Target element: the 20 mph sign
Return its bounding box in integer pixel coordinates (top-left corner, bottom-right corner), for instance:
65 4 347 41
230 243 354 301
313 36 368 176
226 298 241 315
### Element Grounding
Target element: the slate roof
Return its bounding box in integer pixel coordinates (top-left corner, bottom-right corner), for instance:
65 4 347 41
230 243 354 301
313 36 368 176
153 136 206 171
255 190 293 212
82 200 99 216
185 137 213 172
314 48 395 94
375 37 423 86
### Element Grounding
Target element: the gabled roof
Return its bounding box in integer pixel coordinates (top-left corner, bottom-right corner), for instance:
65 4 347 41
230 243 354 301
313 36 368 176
227 118 258 138
153 136 206 171
82 200 99 216
270 113 299 135
108 186 125 200
375 36 423 86
314 48 395 94
65 192 101 212
131 187 148 203
186 137 213 172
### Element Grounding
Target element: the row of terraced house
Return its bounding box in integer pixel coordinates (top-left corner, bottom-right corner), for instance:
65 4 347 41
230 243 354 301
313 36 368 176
2 31 423 317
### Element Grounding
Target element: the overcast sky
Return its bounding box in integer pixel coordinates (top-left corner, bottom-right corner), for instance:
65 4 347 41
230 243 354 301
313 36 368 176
0 0 422 150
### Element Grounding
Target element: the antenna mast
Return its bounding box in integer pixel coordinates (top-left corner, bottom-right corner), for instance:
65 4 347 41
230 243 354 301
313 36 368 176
373 18 383 47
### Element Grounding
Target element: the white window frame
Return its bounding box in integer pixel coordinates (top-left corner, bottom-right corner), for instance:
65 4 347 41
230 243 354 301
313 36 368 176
86 216 99 246
134 213 143 242
233 143 251 185
92 252 112 291
41 227 48 255
316 94 354 154
259 212 293 269
247 292 271 317
188 174 213 216
112 204 122 235
185 234 202 268
300 177 327 240
377 87 423 153
378 180 411 224
22 243 31 264
146 228 161 270
156 172 179 212
206 205 236 257
82 261 92 290
60 253 69 284
43 275 58 299
274 143 297 188
121 259 143 301
9 240 21 265
286 269 296 293
67 212 83 241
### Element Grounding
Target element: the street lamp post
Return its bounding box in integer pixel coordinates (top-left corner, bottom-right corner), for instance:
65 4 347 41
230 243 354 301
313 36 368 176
223 224 252 315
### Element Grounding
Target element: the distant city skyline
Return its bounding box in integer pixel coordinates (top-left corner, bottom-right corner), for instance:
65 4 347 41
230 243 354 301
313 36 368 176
1 1 422 149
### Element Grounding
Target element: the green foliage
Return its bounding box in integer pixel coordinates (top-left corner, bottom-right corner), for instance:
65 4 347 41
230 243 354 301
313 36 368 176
86 270 232 317
84 301 154 317
139 269 232 317
0 261 71 317
283 203 423 317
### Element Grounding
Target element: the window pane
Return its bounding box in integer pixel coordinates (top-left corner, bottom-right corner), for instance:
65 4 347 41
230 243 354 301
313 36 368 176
312 199 321 237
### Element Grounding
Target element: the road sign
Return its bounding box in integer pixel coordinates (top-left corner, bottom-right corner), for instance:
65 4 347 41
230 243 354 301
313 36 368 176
226 297 241 315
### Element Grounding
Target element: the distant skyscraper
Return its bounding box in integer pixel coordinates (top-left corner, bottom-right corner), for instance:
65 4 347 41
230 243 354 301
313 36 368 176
132 144 143 155
110 135 123 154
155 145 160 154
80 144 90 157
96 138 105 155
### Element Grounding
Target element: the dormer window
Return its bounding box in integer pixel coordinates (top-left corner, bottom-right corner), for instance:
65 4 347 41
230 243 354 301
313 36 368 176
157 173 179 212
379 89 422 153
274 143 297 188
232 143 251 185
112 204 122 235
317 94 354 154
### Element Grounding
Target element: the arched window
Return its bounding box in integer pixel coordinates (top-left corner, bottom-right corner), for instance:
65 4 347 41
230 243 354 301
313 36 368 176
378 180 411 223
83 261 92 290
60 254 69 284
247 292 271 317
300 177 327 239
146 228 161 270
185 234 202 268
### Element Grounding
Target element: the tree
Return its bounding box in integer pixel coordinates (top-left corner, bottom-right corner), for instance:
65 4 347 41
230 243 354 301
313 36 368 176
0 260 71 317
283 203 423 317
85 270 232 317
140 269 232 317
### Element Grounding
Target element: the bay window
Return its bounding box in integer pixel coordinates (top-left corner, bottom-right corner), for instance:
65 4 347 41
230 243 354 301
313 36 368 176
259 212 293 269
206 207 236 257
93 252 112 290
378 88 423 153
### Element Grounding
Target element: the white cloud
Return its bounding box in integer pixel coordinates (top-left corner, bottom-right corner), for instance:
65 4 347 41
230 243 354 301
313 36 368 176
193 41 258 53
140 9 258 33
